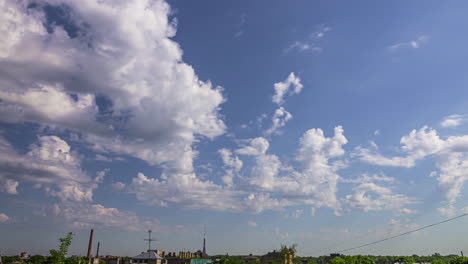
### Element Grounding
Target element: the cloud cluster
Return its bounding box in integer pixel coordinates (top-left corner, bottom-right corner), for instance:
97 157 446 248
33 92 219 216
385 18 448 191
49 203 161 231
0 0 437 224
0 135 101 202
0 0 230 225
356 126 468 216
0 0 225 167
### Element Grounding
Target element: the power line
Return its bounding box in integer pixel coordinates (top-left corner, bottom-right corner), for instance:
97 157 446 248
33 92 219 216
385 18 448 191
335 213 468 254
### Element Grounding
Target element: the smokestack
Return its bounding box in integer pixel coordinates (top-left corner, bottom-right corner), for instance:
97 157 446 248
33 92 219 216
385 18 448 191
96 242 100 258
87 229 94 259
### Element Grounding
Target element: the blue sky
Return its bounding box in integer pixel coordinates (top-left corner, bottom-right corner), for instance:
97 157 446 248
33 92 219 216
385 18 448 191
1 0 468 257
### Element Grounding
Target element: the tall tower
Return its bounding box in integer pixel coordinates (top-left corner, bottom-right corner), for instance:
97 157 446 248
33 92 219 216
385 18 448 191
202 232 206 256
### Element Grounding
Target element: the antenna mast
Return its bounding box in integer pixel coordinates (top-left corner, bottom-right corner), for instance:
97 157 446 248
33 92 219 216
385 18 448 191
144 230 156 252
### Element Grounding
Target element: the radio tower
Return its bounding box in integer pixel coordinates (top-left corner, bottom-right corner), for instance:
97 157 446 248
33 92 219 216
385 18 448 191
202 225 206 257
145 230 156 252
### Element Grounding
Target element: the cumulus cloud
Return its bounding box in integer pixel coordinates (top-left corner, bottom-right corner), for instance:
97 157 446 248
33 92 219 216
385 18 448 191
120 127 361 214
388 35 429 51
265 107 293 135
219 148 243 186
440 114 468 128
0 0 225 169
0 135 101 202
355 126 444 168
342 174 415 213
236 137 270 156
356 126 468 215
272 72 303 105
0 213 10 223
245 126 349 212
344 181 414 213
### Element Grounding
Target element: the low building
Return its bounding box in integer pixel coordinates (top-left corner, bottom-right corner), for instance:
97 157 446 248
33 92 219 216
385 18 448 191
131 250 164 264
20 253 29 260
260 250 282 264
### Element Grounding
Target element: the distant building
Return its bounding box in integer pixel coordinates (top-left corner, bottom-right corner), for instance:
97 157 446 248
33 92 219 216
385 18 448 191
103 256 122 264
260 250 282 264
131 250 164 264
243 254 260 263
20 252 30 260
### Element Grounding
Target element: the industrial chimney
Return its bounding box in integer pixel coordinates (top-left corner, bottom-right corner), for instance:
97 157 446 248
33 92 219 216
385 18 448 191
87 229 94 260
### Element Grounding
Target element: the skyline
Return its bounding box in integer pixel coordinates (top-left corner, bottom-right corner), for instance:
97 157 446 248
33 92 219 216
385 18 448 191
1 0 468 257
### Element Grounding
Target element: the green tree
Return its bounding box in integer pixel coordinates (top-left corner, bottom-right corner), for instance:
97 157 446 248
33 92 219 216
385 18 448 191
49 232 74 264
28 255 47 264
329 257 345 264
65 257 86 264
449 257 468 264
433 260 446 264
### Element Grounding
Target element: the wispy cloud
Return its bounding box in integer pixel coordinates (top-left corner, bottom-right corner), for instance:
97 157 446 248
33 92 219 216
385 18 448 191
388 35 429 51
247 220 258 227
234 13 247 38
440 114 468 128
285 24 331 54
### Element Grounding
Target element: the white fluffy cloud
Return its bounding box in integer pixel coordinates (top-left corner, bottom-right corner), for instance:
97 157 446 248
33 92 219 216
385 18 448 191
219 148 243 186
356 126 468 215
0 135 101 202
272 72 303 105
0 0 225 169
238 126 349 213
356 126 444 167
121 127 358 214
345 181 414 213
0 0 423 218
265 107 293 135
236 137 270 156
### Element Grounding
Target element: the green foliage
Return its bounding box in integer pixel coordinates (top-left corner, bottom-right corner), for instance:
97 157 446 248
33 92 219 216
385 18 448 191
220 256 244 264
433 260 446 264
329 257 345 264
341 255 375 264
449 257 468 264
49 232 74 264
280 244 298 256
28 255 47 264
65 257 86 264
3 256 21 264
